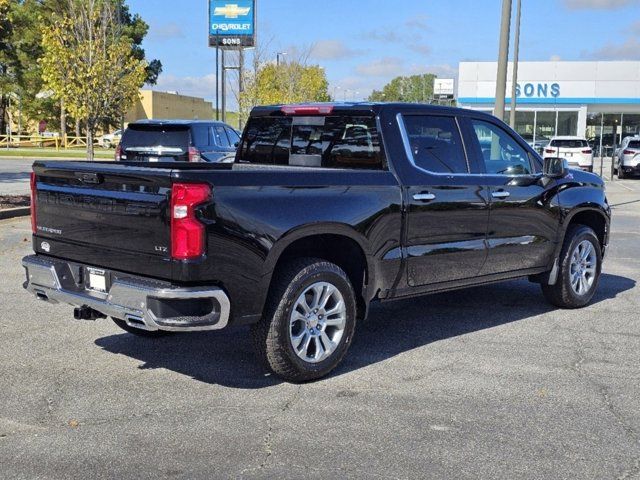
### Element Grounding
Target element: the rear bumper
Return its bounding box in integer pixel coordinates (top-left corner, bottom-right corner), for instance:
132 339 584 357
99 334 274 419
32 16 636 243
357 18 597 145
22 255 230 332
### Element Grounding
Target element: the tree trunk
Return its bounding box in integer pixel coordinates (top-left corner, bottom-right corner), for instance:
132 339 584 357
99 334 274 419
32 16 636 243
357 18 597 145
86 121 94 161
60 99 66 141
75 118 80 138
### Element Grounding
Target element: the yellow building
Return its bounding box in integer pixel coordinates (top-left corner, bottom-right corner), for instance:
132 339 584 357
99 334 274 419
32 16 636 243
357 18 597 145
125 90 216 123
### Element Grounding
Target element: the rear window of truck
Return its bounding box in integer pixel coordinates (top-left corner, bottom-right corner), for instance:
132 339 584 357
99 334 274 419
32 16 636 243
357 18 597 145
550 139 588 148
121 125 190 148
238 116 386 169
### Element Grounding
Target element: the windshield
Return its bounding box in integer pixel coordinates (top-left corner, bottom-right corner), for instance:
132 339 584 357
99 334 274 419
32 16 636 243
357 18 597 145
121 125 190 148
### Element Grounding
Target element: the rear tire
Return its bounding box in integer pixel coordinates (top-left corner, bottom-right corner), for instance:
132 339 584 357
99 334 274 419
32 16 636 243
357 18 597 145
112 317 173 338
541 225 602 308
618 166 626 179
251 258 357 382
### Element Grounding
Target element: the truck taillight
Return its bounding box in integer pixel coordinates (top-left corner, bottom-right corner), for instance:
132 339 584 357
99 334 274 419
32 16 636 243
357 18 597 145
115 144 122 161
30 172 37 234
170 183 211 260
582 149 592 154
188 146 201 162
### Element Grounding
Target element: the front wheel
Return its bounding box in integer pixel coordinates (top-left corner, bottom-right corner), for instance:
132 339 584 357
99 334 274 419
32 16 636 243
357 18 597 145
251 258 357 382
541 225 602 308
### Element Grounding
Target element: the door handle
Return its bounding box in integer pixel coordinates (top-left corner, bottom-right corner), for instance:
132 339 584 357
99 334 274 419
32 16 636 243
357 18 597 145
491 191 510 199
413 192 436 201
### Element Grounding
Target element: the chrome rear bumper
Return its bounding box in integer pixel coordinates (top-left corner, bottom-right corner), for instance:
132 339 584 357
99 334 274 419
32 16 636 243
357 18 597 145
22 255 230 332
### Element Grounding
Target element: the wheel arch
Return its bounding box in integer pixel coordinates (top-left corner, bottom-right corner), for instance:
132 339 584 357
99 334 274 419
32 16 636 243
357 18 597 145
262 224 374 320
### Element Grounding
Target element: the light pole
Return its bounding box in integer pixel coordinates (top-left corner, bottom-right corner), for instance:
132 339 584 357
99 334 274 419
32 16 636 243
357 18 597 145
276 52 287 67
509 0 522 129
494 0 512 120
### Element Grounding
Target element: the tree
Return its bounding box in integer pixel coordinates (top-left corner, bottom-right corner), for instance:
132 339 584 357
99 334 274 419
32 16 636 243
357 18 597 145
240 53 330 120
40 0 146 160
368 73 437 103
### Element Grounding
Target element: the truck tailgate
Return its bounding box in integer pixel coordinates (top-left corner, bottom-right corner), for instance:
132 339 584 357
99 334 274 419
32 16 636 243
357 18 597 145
32 161 174 277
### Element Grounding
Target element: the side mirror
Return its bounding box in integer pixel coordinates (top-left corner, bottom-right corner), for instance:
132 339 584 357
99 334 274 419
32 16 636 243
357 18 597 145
543 157 568 178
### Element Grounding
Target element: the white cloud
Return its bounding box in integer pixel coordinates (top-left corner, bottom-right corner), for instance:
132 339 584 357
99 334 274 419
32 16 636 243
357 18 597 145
153 73 218 100
148 22 184 41
356 57 405 77
583 37 640 60
405 14 429 30
309 40 362 60
564 0 640 8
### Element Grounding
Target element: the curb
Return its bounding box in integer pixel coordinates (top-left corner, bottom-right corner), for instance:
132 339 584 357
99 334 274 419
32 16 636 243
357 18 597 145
0 207 30 220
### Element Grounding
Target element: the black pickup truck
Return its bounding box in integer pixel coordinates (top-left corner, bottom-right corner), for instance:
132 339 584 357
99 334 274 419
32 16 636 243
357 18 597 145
23 103 610 381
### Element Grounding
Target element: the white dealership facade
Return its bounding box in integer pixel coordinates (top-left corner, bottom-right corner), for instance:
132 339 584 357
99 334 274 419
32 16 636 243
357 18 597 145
457 61 640 150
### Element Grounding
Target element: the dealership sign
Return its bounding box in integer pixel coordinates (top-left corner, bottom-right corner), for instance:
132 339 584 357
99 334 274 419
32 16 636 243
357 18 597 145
515 82 560 98
208 0 255 48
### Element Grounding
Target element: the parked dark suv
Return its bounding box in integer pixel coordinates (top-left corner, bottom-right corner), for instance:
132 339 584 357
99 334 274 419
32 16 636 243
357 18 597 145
116 119 240 163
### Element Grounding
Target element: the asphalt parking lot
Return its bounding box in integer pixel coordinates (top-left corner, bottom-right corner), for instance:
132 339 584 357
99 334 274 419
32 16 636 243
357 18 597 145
0 178 639 479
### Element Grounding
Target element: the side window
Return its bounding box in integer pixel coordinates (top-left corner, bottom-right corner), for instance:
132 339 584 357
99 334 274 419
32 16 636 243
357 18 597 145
402 115 468 174
225 127 240 146
470 119 533 175
191 125 209 147
212 126 231 148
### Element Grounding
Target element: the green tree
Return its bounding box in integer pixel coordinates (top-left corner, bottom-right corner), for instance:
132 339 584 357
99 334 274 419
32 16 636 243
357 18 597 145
240 60 330 116
40 0 146 160
368 73 437 103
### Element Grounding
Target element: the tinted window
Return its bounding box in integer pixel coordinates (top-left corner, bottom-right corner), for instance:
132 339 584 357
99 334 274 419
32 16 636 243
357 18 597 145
240 117 292 165
121 125 189 148
402 115 468 173
628 140 640 149
226 127 240 146
471 119 532 175
239 115 385 169
213 126 231 147
191 125 209 147
550 139 588 148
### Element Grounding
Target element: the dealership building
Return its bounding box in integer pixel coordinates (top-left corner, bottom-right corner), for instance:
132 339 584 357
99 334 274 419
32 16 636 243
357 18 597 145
457 61 640 150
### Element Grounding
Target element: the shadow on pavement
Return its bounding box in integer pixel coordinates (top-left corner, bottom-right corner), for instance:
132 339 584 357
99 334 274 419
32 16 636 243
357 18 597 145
94 273 635 389
0 172 30 183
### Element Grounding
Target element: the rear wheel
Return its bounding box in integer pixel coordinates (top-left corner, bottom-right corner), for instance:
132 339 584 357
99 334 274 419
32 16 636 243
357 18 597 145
112 317 173 338
541 225 602 308
618 165 626 179
251 258 357 382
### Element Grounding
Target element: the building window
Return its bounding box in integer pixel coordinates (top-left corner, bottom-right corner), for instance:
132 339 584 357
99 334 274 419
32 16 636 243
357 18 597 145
557 111 578 136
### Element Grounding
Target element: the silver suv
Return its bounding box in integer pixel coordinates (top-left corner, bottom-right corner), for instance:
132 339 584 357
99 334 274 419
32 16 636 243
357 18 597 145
615 136 640 179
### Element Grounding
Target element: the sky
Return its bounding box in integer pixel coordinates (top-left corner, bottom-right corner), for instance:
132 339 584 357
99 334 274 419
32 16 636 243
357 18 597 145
129 0 640 106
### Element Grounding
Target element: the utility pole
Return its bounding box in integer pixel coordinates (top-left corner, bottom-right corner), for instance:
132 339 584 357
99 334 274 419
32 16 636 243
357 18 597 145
215 44 219 120
509 0 521 128
494 0 512 120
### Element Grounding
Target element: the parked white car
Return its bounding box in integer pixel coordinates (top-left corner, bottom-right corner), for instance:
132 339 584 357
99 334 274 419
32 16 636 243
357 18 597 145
615 136 640 179
543 136 593 172
98 129 122 148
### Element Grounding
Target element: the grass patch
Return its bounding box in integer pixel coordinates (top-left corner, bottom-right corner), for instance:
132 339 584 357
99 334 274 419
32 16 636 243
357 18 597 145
0 148 113 159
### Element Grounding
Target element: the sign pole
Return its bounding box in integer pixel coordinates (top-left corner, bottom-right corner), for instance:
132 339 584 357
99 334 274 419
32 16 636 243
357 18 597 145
221 49 226 123
215 43 219 121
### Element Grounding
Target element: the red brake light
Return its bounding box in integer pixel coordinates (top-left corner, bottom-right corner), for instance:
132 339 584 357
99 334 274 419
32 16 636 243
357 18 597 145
170 183 211 260
188 146 201 162
623 149 634 155
281 104 334 115
545 148 555 154
30 172 37 234
582 149 592 154
115 144 122 161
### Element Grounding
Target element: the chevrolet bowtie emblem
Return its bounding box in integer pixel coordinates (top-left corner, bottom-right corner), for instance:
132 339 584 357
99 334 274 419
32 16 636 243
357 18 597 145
214 4 250 18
